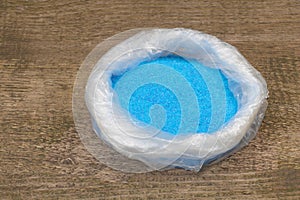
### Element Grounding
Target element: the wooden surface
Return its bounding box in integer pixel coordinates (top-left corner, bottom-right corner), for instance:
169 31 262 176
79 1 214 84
1 0 299 199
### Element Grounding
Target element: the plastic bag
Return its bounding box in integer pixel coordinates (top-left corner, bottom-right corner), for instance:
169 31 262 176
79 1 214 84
76 28 268 172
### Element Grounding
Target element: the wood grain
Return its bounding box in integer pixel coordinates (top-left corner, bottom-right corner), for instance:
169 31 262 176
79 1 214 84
0 0 299 199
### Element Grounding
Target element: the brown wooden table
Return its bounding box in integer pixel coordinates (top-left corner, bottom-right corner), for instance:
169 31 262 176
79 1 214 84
1 0 299 199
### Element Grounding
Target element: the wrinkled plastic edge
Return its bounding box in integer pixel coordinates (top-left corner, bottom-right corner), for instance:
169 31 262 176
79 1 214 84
169 99 268 171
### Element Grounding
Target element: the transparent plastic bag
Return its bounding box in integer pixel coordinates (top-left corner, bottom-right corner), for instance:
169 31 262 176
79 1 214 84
74 28 268 172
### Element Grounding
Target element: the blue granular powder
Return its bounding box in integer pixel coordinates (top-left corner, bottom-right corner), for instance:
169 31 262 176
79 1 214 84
111 55 238 135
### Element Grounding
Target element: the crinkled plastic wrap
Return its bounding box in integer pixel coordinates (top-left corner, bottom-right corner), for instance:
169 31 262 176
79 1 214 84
83 28 268 172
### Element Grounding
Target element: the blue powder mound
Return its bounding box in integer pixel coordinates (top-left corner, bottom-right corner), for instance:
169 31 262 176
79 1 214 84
111 55 238 135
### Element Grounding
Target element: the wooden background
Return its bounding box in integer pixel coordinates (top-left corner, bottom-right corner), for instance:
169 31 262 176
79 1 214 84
1 0 299 199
